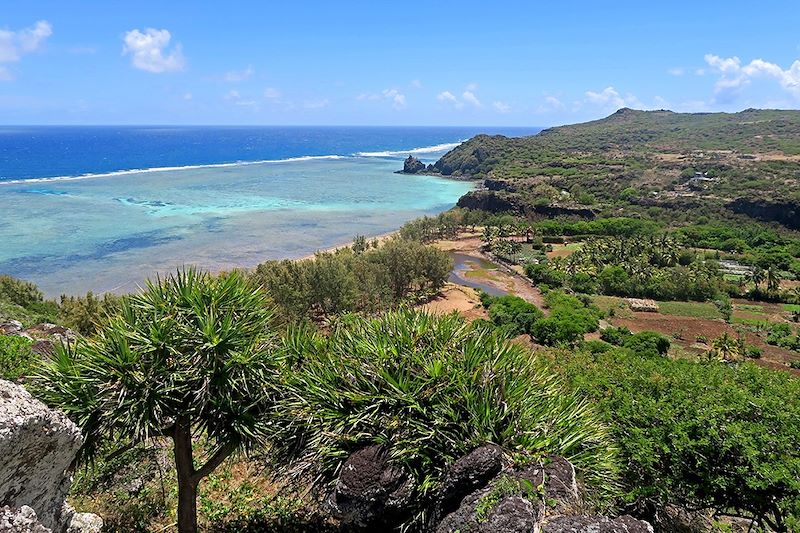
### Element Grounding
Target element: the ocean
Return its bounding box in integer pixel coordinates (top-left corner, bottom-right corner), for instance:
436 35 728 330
0 126 539 297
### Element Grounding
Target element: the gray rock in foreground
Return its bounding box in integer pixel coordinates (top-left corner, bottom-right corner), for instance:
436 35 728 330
0 379 102 532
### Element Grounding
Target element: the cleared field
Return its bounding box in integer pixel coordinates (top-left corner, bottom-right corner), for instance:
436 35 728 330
657 300 722 320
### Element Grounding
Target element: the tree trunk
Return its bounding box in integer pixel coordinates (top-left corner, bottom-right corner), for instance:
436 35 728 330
173 418 198 533
176 476 199 533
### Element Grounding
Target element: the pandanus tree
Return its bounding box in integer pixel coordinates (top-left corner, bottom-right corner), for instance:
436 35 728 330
35 268 285 533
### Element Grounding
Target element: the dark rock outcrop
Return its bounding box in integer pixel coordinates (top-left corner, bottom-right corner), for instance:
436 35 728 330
329 445 413 530
331 446 652 533
457 191 518 213
438 444 504 515
544 515 653 532
483 179 517 193
726 198 800 230
402 156 427 174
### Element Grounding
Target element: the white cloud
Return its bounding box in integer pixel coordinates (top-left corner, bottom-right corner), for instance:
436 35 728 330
122 28 185 73
382 88 406 109
535 95 565 113
668 67 685 76
584 86 642 109
462 90 482 107
704 53 800 99
224 89 240 100
358 88 406 109
0 20 52 80
492 101 511 113
438 86 483 109
263 87 282 99
223 65 254 82
183 92 193 100
437 90 463 109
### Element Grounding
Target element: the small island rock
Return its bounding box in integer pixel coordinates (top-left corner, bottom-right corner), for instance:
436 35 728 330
403 155 427 174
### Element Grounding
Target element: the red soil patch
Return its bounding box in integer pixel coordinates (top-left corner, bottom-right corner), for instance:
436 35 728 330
609 312 800 374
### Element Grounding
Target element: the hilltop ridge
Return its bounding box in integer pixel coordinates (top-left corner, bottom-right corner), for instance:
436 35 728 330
428 108 800 229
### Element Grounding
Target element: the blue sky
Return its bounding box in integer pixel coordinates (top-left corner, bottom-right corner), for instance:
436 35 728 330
1 0 799 126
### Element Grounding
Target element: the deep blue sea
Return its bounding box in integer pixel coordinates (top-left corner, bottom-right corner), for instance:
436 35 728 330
0 126 540 296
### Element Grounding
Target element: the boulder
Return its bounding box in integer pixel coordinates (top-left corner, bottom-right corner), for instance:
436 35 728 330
0 505 50 533
0 322 23 335
438 444 504 514
330 445 413 530
436 480 543 533
0 379 102 532
403 156 427 174
65 513 103 533
542 515 654 532
437 452 651 533
22 325 76 345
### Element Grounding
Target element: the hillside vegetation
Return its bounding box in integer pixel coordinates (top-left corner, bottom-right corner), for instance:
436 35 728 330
432 108 800 229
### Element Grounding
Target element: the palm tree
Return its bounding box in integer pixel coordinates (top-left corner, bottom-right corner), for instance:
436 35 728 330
766 267 782 294
709 332 744 362
36 268 285 533
748 266 766 291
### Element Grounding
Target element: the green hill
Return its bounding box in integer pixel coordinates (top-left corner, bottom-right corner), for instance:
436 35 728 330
432 108 800 229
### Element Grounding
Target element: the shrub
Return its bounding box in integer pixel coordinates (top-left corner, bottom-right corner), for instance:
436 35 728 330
746 345 763 359
600 326 632 346
483 295 544 336
252 238 452 320
584 340 614 354
621 331 671 357
556 349 800 531
597 266 631 296
279 310 620 527
0 335 37 381
0 274 44 308
524 263 565 287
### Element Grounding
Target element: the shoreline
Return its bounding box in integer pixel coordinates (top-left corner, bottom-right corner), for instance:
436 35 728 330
295 230 400 261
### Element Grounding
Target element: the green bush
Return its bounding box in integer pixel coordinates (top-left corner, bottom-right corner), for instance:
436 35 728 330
0 274 44 308
0 335 37 381
529 291 602 347
252 238 452 320
524 263 565 287
556 349 800 531
279 310 620 527
600 326 632 346
621 331 671 357
482 295 544 336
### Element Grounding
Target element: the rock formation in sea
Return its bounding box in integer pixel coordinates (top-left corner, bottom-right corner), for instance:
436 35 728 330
402 155 427 174
0 379 103 532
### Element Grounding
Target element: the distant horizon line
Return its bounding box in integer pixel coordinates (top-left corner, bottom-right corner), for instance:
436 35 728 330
0 124 547 129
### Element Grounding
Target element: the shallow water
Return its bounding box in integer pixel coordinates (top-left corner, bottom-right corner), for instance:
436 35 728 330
448 253 508 296
0 155 473 296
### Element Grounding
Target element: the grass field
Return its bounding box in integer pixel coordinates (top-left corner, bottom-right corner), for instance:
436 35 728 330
656 301 723 320
592 295 630 316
